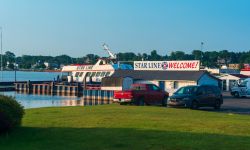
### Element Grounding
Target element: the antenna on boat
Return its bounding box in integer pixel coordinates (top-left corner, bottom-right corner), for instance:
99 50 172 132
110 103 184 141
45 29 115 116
102 43 117 59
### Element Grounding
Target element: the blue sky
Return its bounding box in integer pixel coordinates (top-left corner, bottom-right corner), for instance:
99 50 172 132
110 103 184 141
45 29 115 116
0 0 250 57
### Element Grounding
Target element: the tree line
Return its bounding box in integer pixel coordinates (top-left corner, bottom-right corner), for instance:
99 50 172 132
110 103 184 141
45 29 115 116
117 50 250 68
1 49 250 70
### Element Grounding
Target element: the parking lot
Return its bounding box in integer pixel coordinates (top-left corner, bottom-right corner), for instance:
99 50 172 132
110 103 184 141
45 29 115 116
201 92 250 115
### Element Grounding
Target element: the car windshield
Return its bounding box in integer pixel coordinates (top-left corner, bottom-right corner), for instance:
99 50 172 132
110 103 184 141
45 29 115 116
239 81 248 87
175 86 197 95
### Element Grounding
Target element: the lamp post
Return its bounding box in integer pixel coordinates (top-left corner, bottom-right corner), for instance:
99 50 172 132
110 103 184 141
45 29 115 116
201 42 204 52
200 42 204 66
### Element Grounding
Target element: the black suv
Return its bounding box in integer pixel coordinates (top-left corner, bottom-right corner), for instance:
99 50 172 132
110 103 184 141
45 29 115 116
167 85 223 109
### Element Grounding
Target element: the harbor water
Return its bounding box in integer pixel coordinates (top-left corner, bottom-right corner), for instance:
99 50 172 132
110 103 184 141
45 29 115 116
0 71 112 109
1 91 112 109
1 71 62 81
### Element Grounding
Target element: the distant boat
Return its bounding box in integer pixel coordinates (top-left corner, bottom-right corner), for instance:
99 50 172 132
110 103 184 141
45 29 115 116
61 44 133 83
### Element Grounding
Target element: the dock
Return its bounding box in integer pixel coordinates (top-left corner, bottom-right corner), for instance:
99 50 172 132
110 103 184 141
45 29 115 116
14 81 114 101
0 81 53 92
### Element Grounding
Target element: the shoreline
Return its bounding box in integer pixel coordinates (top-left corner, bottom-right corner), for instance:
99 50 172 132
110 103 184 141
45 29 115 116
1 69 62 72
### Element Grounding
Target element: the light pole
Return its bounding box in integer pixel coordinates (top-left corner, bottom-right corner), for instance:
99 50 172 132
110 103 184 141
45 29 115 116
0 27 3 81
201 42 204 52
200 42 204 66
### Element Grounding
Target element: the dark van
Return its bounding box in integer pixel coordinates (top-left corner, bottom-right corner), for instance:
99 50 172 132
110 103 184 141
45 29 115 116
167 85 223 109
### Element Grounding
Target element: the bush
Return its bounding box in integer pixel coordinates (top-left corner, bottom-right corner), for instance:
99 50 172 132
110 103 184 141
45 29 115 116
0 95 24 134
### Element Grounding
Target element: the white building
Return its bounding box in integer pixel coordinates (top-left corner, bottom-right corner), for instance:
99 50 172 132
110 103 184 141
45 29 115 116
44 62 50 68
202 67 240 75
102 70 220 95
217 74 249 91
241 70 250 76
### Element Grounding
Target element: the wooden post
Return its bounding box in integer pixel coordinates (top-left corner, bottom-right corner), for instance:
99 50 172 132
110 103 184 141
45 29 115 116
83 75 87 90
77 82 82 97
50 82 54 95
27 80 31 94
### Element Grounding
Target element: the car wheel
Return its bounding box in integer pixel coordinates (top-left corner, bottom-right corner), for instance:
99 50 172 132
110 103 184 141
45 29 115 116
191 101 199 109
214 100 221 110
234 92 240 98
162 96 168 106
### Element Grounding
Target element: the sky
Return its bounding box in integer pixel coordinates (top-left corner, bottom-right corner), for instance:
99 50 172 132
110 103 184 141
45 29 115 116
0 0 250 57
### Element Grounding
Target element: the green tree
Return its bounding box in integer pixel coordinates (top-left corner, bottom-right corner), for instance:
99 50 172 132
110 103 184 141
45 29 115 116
148 50 162 60
5 51 15 63
192 50 203 60
8 63 15 70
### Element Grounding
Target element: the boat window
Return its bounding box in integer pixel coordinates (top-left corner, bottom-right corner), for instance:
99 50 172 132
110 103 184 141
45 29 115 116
91 72 96 77
86 72 91 77
75 72 80 77
79 72 84 77
96 72 101 77
100 72 106 77
105 72 111 77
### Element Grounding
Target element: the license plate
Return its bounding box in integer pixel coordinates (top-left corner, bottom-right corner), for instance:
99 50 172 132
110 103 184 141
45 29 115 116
120 99 126 102
120 99 131 103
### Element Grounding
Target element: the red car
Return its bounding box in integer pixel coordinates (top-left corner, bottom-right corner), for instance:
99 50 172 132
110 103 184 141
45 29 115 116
114 83 169 106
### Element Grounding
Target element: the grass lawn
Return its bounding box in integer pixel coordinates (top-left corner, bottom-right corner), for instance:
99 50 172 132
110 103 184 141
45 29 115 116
1 104 250 150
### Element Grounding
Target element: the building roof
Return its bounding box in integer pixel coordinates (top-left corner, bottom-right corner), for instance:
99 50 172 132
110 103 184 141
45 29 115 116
230 74 249 78
111 70 219 81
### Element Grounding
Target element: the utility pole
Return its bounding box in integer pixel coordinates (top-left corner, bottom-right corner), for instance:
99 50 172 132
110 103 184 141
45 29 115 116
0 27 3 81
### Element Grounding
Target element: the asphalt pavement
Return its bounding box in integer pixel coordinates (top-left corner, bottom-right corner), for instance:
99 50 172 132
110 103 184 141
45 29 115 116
221 92 250 114
200 92 250 115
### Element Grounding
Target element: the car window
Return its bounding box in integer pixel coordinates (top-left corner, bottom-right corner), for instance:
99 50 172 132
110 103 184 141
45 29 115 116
239 81 248 87
132 85 146 91
212 86 221 94
197 87 206 95
148 84 160 91
175 86 197 95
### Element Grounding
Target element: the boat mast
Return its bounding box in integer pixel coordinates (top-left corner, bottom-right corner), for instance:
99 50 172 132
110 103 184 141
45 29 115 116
0 27 2 81
102 43 117 59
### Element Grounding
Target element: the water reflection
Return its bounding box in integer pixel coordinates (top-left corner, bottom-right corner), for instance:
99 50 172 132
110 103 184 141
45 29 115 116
0 92 112 109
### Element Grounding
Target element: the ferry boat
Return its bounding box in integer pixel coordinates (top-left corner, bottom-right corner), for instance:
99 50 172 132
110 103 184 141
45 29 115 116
61 44 133 83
